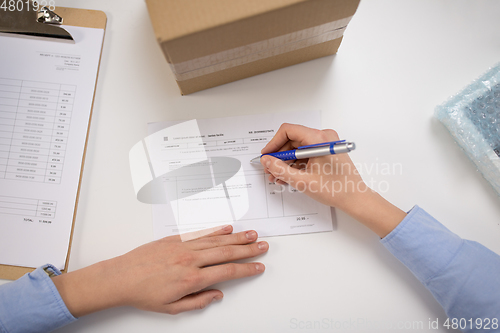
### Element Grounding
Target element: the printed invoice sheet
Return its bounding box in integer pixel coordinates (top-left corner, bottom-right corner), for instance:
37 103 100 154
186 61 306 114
143 111 334 239
0 26 104 269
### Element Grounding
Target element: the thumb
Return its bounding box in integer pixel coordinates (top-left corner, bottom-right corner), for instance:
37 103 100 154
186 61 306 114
162 290 223 315
261 155 309 187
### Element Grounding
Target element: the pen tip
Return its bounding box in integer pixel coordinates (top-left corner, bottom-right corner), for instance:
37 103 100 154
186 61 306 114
250 156 261 164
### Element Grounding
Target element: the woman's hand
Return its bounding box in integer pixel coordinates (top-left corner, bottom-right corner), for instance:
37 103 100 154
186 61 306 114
52 225 268 317
261 123 365 209
261 123 406 238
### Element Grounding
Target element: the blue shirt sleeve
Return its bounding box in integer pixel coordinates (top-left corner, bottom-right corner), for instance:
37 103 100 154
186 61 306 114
381 206 500 327
0 264 77 333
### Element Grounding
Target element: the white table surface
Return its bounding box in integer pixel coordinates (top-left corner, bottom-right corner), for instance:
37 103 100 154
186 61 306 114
2 0 500 332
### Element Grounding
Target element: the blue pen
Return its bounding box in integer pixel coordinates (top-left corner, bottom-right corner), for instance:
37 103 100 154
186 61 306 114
250 140 355 164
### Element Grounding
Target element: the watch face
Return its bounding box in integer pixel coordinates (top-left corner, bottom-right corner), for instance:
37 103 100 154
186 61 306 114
43 266 58 278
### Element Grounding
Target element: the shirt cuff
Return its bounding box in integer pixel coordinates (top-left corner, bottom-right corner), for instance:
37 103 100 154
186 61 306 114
0 264 77 333
380 205 463 283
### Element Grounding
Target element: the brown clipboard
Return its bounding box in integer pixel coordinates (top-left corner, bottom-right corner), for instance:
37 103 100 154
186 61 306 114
0 7 107 280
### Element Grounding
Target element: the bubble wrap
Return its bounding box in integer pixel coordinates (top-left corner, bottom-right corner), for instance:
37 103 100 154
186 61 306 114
435 63 500 196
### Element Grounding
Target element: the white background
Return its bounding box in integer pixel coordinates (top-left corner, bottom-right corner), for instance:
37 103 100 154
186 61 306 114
2 0 500 332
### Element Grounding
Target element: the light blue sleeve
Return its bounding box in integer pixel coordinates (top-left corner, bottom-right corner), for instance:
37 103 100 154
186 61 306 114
381 206 500 327
0 264 77 333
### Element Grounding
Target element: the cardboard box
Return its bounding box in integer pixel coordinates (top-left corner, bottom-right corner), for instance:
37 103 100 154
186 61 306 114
145 0 360 95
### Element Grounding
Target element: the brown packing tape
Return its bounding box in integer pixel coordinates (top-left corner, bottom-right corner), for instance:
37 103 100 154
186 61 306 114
176 37 343 95
154 0 360 63
170 17 351 81
0 7 106 280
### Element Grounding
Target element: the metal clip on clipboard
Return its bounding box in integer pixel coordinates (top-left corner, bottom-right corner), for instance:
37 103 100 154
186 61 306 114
0 4 74 42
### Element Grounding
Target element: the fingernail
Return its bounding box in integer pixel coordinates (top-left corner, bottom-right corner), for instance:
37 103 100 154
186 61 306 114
246 231 257 240
258 241 268 250
255 263 264 272
223 225 232 231
213 295 223 301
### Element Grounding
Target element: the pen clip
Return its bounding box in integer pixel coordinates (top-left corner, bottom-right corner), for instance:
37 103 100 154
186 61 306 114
297 140 345 149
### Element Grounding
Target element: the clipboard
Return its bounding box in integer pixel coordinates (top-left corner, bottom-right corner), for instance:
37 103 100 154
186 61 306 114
0 6 107 280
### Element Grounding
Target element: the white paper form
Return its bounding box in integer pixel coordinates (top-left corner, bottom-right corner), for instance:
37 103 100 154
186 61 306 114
145 111 334 239
0 26 104 269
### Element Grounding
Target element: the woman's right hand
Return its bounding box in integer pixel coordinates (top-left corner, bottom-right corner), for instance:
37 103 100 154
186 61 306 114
260 123 406 238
